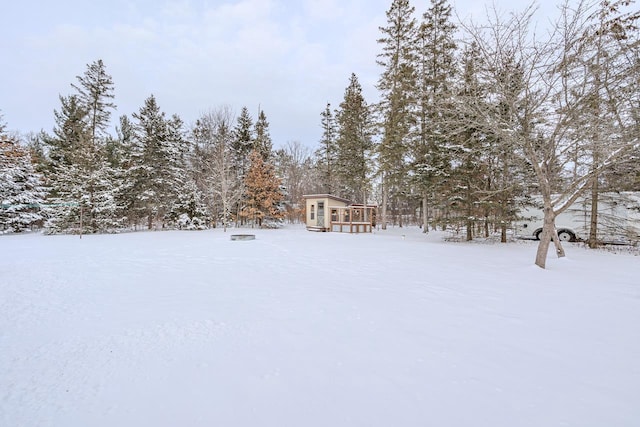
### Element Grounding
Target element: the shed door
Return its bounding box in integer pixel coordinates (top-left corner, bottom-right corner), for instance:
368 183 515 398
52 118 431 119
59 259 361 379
317 202 325 227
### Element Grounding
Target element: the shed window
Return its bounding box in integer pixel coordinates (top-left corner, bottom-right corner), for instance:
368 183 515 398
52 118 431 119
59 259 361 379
310 204 315 220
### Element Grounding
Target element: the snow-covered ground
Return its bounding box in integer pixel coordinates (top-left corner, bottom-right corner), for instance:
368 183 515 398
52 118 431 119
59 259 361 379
1 225 639 426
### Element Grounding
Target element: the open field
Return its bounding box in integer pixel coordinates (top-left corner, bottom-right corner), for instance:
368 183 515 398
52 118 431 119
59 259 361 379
1 226 639 426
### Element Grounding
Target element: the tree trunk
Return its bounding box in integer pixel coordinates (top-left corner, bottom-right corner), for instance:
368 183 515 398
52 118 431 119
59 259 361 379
535 205 556 269
422 192 429 233
535 204 566 268
381 178 388 230
552 227 566 258
588 177 599 248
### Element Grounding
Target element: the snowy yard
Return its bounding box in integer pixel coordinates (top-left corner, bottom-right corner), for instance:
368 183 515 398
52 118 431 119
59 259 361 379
1 226 639 427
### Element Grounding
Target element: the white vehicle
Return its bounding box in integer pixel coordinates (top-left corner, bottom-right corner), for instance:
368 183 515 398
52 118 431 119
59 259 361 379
514 192 640 244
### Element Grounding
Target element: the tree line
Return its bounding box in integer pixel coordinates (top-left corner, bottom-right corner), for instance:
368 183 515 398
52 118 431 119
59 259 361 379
2 0 639 268
314 0 639 268
1 61 291 234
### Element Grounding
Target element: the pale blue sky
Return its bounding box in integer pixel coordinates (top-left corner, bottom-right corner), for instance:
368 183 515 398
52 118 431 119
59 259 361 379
1 0 555 149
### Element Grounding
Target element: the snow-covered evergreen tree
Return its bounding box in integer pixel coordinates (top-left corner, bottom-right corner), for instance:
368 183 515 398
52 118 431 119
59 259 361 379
71 59 116 146
231 106 254 180
412 0 457 231
0 136 46 233
169 179 209 230
43 94 90 233
335 73 374 202
315 103 338 194
43 60 120 234
128 95 187 229
376 0 418 228
254 110 273 162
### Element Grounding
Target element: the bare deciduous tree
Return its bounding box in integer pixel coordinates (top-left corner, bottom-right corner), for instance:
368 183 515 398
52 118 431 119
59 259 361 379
461 0 639 268
192 107 243 232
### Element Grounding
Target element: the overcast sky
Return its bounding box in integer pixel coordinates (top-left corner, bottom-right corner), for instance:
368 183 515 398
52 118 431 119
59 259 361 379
1 0 555 150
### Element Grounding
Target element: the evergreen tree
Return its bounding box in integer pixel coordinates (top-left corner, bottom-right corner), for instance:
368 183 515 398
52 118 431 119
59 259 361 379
231 106 255 180
43 95 91 233
171 179 209 230
335 73 374 202
128 95 184 229
110 115 136 226
0 136 46 232
315 103 338 193
412 0 457 231
254 110 273 161
240 150 284 227
43 60 119 234
447 42 488 240
71 59 116 146
376 0 418 228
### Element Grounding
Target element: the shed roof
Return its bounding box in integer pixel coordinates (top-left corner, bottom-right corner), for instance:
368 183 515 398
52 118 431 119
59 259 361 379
302 194 353 205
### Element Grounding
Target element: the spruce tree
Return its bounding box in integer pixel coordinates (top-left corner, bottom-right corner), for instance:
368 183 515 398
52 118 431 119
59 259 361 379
316 103 338 193
44 60 120 233
71 59 116 146
447 42 488 240
335 73 374 202
376 0 418 228
128 95 184 229
231 106 255 180
412 0 457 231
254 110 273 161
0 136 46 233
43 95 91 233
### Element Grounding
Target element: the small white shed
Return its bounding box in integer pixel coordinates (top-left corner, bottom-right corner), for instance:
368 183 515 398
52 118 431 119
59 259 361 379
302 194 377 233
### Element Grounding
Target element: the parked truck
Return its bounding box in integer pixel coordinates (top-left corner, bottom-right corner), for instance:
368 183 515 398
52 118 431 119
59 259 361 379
514 192 640 244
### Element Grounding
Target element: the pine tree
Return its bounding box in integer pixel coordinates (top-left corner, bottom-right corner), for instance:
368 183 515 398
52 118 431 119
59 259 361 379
171 179 209 230
335 73 374 202
254 110 273 161
0 136 46 233
241 150 284 228
43 95 91 233
447 42 488 240
43 60 119 234
128 95 184 229
231 106 255 180
376 0 418 228
411 0 458 231
315 103 338 193
71 59 116 146
109 115 136 226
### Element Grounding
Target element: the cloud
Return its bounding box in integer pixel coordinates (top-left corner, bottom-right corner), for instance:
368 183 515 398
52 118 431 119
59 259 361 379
1 0 395 147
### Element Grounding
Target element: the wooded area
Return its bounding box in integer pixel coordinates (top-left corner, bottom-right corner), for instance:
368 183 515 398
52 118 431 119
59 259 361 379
1 0 638 268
